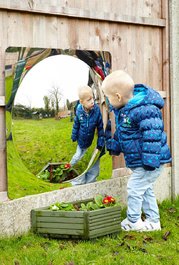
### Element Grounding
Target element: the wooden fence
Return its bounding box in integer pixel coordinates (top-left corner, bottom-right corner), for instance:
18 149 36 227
0 0 171 200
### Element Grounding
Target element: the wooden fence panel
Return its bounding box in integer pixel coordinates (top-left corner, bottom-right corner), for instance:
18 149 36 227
0 0 170 195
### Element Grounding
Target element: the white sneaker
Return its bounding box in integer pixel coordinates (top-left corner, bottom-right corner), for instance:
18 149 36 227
143 220 161 231
121 218 145 231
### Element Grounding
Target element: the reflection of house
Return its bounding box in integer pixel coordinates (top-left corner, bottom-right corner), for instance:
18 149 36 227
56 110 70 119
32 111 42 120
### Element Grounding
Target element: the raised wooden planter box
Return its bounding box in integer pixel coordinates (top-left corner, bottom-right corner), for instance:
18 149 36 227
31 204 121 239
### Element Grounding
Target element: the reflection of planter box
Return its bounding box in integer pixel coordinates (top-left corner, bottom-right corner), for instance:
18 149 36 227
37 162 79 183
31 204 121 239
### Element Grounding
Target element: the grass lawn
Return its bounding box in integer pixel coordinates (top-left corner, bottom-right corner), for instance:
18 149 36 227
0 198 178 265
4 108 179 264
4 76 178 265
8 117 112 199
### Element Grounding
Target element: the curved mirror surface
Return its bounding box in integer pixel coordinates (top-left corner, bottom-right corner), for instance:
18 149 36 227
5 48 112 198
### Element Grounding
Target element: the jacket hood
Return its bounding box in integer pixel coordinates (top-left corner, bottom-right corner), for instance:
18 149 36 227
126 84 164 110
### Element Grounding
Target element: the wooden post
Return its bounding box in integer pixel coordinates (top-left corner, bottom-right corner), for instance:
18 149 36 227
0 47 8 202
168 0 179 198
161 0 170 147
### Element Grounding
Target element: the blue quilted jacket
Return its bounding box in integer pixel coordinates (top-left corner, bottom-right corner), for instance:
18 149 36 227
71 103 105 149
108 84 172 169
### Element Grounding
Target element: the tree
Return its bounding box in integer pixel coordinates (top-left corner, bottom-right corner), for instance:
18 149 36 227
49 86 62 116
43 95 51 116
12 104 32 119
66 99 73 110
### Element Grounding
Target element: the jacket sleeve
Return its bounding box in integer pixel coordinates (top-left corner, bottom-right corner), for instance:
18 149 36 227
71 114 80 142
96 108 105 149
138 106 163 168
105 119 121 156
110 131 121 156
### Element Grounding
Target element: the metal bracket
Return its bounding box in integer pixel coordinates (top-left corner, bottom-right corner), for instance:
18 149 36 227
0 96 5 106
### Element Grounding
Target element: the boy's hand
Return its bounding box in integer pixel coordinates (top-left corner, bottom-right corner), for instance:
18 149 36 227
105 119 121 156
105 120 112 140
105 120 112 152
105 139 112 152
97 146 102 151
71 136 77 142
109 150 120 156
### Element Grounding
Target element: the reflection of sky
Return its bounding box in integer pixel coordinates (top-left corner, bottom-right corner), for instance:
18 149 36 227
15 55 89 108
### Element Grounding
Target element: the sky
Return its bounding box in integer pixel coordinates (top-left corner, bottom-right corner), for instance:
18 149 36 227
14 54 89 108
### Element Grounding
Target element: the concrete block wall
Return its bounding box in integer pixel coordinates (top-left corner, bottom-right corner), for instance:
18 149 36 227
0 167 171 237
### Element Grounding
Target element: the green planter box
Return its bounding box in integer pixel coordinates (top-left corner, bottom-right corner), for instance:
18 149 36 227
31 204 121 239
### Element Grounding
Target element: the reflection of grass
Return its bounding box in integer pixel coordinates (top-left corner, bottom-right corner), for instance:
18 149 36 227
12 118 75 174
6 111 12 139
12 117 97 175
7 140 70 199
99 152 112 181
9 117 112 198
5 76 13 104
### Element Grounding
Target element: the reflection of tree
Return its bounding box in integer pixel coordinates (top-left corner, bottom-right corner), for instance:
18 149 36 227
49 86 62 116
12 104 32 119
43 96 50 116
66 99 73 110
13 103 54 119
50 98 55 117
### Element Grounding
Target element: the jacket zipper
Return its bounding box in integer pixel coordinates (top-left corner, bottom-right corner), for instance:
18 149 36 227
86 114 89 127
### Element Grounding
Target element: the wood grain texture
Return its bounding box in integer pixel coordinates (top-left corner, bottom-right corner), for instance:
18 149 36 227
31 205 121 239
0 0 170 192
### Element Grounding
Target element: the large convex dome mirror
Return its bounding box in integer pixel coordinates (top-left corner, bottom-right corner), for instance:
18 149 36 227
5 47 112 199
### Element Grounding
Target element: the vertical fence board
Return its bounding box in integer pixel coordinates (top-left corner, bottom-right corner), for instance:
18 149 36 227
0 0 171 197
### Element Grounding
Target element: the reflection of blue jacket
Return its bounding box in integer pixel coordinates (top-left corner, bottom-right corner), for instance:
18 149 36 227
71 103 105 149
108 84 171 169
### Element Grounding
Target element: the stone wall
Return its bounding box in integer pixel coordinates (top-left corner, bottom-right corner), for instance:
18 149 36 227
0 167 171 237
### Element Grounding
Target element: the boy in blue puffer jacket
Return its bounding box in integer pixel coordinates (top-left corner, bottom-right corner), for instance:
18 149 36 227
70 85 105 185
102 70 171 231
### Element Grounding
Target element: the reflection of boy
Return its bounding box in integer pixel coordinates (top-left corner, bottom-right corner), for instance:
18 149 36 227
70 85 105 185
102 70 171 231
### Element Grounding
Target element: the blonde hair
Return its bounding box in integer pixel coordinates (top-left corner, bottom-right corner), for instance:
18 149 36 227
78 85 93 100
102 70 134 96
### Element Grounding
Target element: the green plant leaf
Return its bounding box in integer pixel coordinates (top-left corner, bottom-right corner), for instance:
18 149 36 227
86 201 94 210
53 168 63 176
49 204 60 211
94 194 104 207
91 203 99 210
37 170 50 180
80 203 88 211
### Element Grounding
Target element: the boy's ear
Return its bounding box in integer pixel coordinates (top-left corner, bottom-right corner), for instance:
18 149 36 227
116 93 122 102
